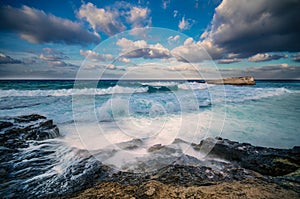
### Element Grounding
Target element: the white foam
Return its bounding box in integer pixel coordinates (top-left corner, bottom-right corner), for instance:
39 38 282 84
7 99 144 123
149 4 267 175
0 86 148 98
178 82 212 90
226 87 294 103
140 81 179 87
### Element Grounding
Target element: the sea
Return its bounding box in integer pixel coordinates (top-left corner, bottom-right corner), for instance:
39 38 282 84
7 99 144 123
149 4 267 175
0 80 300 197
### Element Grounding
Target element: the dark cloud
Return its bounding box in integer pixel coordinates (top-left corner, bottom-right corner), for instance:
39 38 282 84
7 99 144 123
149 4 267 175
0 53 22 64
201 0 300 58
0 5 100 45
248 53 287 62
124 48 171 59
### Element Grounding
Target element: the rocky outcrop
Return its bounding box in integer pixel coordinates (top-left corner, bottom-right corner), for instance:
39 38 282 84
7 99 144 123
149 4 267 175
203 137 300 176
72 137 299 198
206 76 256 85
0 114 111 199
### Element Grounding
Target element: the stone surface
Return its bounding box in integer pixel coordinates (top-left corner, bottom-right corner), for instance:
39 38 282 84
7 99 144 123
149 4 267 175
71 179 299 199
204 137 300 176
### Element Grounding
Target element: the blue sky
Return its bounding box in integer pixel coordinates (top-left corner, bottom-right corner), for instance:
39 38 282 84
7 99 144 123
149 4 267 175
0 0 299 79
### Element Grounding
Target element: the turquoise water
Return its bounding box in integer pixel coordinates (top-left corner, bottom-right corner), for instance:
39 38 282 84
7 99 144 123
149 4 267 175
0 80 299 148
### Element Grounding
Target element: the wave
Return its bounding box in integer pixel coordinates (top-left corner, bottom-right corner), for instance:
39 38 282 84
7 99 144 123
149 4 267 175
143 82 212 93
0 85 148 97
226 87 296 103
0 82 213 97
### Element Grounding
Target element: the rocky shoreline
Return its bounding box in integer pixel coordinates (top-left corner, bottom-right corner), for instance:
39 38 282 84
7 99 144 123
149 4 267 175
0 114 299 198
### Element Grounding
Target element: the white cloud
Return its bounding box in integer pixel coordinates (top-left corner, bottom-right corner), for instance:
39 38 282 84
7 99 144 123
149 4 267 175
178 17 194 31
173 10 178 18
248 53 286 62
171 38 212 62
126 6 151 28
78 3 151 36
116 38 171 59
217 58 241 64
107 63 116 70
80 50 114 62
78 2 126 36
48 61 76 68
118 57 131 63
117 38 147 51
162 0 170 10
168 35 180 43
178 17 188 30
39 48 67 61
167 64 198 71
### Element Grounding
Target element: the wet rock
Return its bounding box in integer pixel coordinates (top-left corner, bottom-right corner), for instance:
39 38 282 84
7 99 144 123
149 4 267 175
14 114 46 123
117 139 143 150
0 114 60 149
0 121 13 130
203 137 300 176
148 144 165 152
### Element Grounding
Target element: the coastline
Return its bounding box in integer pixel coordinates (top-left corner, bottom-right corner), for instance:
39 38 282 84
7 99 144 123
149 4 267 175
1 114 299 198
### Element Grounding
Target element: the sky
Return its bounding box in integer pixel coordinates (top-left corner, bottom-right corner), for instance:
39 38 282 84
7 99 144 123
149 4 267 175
0 0 299 79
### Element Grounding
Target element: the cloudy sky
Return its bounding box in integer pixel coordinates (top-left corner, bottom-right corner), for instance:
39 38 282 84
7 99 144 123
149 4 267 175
0 0 299 79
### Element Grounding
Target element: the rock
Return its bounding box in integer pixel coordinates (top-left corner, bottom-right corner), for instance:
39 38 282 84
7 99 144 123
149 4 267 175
117 139 143 150
0 114 113 199
206 76 256 85
203 137 300 176
0 121 13 130
147 144 165 152
71 178 300 199
1 115 299 198
0 114 60 149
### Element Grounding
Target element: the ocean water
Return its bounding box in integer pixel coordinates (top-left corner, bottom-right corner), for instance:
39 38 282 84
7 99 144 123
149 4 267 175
1 80 300 197
0 80 299 148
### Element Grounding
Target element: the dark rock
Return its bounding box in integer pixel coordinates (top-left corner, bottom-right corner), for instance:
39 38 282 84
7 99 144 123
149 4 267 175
148 144 165 152
14 114 46 123
0 114 115 199
116 138 143 150
0 121 13 130
203 137 300 176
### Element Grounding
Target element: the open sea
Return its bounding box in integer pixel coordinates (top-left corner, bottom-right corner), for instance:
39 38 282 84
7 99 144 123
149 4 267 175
0 79 300 197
